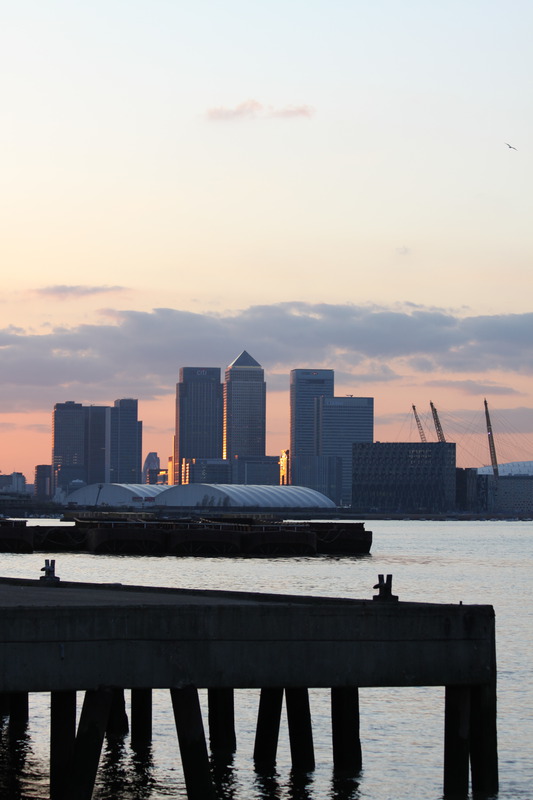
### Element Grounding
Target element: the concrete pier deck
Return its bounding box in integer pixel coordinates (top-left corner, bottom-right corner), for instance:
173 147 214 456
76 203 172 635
0 574 497 798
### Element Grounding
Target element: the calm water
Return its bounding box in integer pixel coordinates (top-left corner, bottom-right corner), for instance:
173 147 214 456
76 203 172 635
0 519 531 800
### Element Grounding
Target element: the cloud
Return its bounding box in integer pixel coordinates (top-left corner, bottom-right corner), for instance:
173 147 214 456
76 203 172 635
0 301 531 413
206 99 314 121
425 379 521 396
36 285 126 299
395 246 410 256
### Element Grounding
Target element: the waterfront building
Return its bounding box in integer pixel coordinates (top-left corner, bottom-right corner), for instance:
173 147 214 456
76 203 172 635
316 396 374 505
181 458 232 485
289 369 373 504
289 370 334 485
231 455 280 485
52 402 87 492
34 465 52 500
110 399 143 484
223 351 266 460
52 399 142 493
351 442 456 513
173 367 223 484
289 454 343 505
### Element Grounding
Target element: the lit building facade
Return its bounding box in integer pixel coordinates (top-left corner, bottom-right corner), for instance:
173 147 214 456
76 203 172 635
223 351 266 460
173 367 223 484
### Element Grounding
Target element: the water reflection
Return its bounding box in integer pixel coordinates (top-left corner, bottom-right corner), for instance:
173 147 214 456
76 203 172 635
0 718 47 800
95 737 155 800
211 753 237 800
254 767 282 800
330 772 360 800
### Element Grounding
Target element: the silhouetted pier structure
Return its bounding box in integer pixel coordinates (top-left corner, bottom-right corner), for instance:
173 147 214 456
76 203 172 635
0 572 497 799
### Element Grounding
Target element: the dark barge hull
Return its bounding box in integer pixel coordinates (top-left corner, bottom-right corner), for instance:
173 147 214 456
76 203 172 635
0 518 371 557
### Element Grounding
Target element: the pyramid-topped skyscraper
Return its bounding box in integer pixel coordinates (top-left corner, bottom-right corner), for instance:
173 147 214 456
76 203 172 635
223 351 266 460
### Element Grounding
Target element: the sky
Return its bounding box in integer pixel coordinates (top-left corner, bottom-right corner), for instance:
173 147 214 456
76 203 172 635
1 0 532 480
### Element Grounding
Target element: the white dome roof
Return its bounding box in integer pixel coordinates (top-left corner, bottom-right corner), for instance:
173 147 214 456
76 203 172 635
157 484 336 509
67 483 336 509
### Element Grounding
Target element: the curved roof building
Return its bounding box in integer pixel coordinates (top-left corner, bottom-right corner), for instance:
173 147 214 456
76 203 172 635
66 483 336 510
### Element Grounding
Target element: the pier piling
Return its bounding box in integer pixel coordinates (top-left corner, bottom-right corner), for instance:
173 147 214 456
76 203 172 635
208 687 236 755
50 690 76 800
63 687 113 800
331 687 362 774
253 687 284 769
130 688 152 751
170 686 216 800
286 687 315 771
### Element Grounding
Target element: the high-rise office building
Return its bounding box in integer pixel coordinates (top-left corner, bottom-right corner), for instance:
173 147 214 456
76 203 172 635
173 367 223 484
223 351 266 460
52 401 87 492
52 399 142 493
289 369 334 485
316 396 374 505
289 370 374 505
110 399 143 483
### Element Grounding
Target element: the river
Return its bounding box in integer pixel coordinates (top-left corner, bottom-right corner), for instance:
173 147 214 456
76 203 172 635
0 519 531 799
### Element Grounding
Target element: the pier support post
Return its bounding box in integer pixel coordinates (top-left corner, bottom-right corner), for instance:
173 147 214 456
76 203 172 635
470 681 498 795
0 692 10 717
253 687 284 769
8 692 29 739
131 688 152 750
331 687 362 774
170 686 215 800
62 687 113 800
106 688 129 739
285 688 315 772
444 685 471 796
50 691 76 800
208 688 236 756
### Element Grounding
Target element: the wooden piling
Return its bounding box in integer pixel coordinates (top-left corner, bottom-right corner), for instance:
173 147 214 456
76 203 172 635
253 687 284 769
50 691 76 800
8 692 28 739
62 687 113 800
470 680 498 795
285 687 315 772
444 685 471 796
131 688 152 750
208 687 236 755
170 686 216 800
331 687 362 774
106 688 129 738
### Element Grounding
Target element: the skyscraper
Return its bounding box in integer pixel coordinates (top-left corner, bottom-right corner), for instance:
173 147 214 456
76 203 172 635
289 369 334 484
223 351 266 460
316 395 374 505
52 399 142 493
52 401 87 492
110 399 143 484
173 368 223 484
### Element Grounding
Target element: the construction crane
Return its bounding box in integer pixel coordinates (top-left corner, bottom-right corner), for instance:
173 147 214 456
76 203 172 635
412 405 427 443
430 401 446 443
484 398 499 478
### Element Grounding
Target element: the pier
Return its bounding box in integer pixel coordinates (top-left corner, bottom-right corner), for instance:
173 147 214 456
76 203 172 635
0 572 497 799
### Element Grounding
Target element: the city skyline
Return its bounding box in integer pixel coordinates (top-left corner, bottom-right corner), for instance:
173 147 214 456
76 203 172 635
1 2 532 477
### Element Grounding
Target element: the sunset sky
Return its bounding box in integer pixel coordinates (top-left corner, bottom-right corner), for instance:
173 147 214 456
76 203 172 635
2 0 532 480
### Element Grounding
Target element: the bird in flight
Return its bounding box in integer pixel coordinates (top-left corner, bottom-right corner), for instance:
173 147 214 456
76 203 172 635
505 142 517 150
